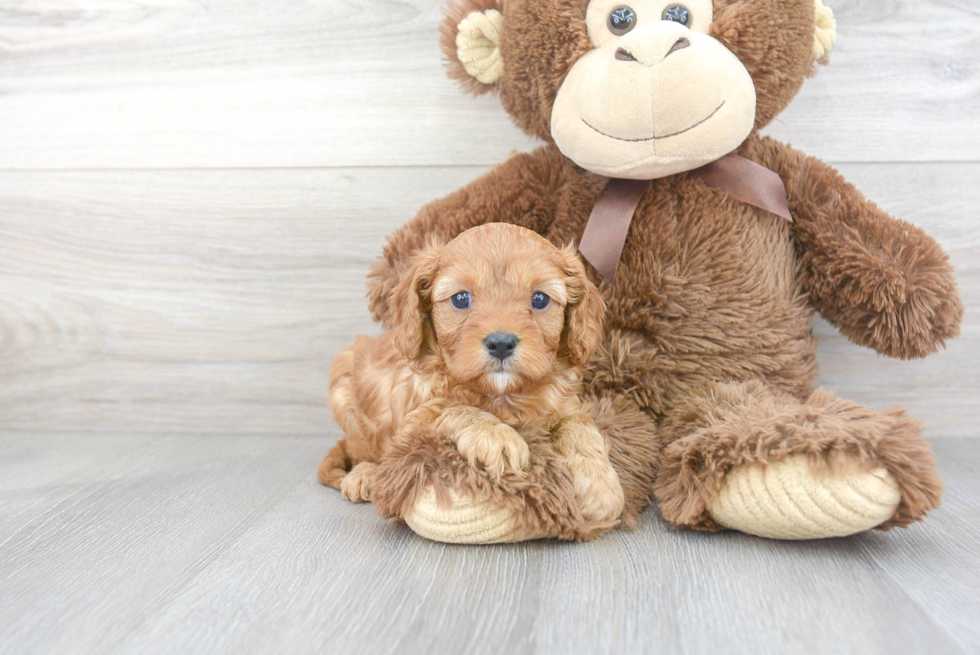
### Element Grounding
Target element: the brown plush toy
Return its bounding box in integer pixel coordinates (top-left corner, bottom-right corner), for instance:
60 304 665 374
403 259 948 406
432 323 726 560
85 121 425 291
350 0 963 542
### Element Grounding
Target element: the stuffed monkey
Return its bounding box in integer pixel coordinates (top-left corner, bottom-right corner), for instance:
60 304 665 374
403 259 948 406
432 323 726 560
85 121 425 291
360 0 961 542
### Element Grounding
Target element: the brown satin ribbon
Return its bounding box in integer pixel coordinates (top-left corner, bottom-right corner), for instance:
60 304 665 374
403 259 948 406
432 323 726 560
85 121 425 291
689 154 793 222
578 178 650 282
579 153 793 282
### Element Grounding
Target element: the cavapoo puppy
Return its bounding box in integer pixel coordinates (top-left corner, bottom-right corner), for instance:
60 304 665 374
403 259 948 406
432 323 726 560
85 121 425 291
318 222 625 524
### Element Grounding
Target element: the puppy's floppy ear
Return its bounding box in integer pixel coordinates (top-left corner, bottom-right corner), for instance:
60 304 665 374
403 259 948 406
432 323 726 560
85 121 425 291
390 245 443 361
559 244 606 367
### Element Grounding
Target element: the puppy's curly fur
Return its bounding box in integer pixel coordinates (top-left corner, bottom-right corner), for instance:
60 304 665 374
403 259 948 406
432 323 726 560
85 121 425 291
319 223 626 526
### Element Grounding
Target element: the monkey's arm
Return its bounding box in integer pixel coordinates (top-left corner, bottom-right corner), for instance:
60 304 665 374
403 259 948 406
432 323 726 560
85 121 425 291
748 136 963 360
368 145 564 326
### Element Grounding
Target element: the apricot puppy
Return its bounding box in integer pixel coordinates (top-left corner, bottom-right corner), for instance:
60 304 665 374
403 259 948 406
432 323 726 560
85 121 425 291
318 223 625 525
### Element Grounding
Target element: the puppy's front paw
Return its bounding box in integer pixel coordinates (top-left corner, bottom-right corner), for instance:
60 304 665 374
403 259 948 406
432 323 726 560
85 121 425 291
340 462 378 503
454 422 530 481
564 455 625 523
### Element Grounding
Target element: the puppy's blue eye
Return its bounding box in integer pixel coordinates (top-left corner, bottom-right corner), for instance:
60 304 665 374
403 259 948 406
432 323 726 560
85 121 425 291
451 291 471 309
531 292 550 310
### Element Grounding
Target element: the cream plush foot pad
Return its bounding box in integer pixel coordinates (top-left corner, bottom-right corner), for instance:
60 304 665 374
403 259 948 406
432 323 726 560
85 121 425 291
708 453 901 540
404 487 547 544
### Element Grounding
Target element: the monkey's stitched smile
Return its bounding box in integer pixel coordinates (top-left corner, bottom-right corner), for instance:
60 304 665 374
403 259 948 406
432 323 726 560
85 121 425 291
581 101 725 142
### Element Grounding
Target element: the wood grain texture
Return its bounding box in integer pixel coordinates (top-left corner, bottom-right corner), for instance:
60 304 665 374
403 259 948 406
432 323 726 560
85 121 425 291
0 164 976 437
0 0 977 169
854 438 980 653
1 431 978 654
0 431 327 654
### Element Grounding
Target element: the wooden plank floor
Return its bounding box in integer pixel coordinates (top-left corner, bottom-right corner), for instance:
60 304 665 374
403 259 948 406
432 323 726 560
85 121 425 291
0 431 977 654
1 0 978 652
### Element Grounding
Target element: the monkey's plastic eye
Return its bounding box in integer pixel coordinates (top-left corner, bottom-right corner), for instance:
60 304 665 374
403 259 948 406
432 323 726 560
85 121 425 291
662 4 690 26
531 292 551 310
451 291 471 309
608 6 637 35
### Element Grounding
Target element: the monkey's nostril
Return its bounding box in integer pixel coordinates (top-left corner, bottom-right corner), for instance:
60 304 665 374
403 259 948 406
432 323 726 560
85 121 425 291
665 38 691 58
615 48 637 62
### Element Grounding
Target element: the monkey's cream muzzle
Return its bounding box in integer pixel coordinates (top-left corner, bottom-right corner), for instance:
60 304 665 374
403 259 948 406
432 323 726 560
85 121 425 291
551 21 757 180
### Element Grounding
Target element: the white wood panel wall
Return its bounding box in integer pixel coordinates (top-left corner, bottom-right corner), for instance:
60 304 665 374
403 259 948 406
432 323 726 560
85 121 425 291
0 0 977 438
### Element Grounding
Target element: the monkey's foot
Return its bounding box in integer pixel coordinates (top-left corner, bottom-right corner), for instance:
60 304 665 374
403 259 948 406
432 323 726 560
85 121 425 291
656 382 942 536
708 454 901 540
403 487 548 544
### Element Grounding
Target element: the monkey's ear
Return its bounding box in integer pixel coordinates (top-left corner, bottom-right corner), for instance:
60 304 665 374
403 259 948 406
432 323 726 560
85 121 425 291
812 0 837 64
441 0 505 95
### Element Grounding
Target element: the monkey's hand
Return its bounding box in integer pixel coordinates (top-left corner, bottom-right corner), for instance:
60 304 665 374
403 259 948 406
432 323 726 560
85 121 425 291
552 415 625 523
749 137 963 359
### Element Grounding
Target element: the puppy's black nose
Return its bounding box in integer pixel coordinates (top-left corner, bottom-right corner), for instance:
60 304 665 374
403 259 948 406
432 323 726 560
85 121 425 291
484 332 518 361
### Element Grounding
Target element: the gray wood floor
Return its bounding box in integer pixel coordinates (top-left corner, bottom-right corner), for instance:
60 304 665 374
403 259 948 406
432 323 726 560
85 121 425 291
0 432 978 654
1 0 979 652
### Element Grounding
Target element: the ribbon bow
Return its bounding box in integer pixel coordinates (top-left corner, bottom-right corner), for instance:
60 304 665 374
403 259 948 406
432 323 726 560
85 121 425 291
578 153 793 282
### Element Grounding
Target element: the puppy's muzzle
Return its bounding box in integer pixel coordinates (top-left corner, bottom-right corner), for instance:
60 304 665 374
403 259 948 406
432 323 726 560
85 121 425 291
484 332 518 362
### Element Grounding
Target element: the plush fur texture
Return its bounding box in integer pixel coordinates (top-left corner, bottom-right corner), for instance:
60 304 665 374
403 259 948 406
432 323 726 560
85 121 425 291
371 392 659 538
353 0 961 539
322 223 629 534
653 380 942 531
